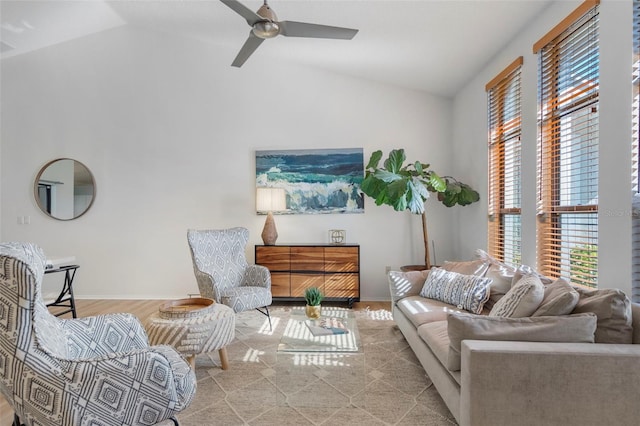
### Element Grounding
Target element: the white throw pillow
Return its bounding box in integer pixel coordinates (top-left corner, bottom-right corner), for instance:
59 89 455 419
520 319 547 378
474 249 516 309
532 277 579 316
511 264 553 286
489 274 544 318
420 267 492 314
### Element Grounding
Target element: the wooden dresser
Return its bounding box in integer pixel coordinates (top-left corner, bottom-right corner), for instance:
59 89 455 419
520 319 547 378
255 244 360 305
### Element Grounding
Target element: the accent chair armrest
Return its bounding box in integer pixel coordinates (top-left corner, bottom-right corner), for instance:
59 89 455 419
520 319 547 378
241 264 271 289
193 269 217 300
56 345 196 422
460 340 640 426
62 313 149 358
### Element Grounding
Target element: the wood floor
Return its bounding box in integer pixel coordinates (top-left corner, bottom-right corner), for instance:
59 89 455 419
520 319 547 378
0 299 390 426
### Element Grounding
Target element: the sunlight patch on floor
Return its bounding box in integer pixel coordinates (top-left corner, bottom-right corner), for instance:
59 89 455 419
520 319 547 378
242 347 265 362
259 315 280 335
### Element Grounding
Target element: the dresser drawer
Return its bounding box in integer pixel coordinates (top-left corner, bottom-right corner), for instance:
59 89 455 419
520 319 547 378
256 246 290 270
324 247 359 272
291 247 324 271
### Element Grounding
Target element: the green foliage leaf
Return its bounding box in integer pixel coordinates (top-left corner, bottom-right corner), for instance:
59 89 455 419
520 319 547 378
374 169 403 183
387 179 409 204
447 181 462 194
366 150 383 170
428 172 446 192
411 176 430 200
384 149 406 174
457 184 480 205
407 180 427 214
392 194 408 211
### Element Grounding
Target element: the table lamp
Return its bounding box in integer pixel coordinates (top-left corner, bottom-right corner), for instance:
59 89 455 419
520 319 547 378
256 187 286 245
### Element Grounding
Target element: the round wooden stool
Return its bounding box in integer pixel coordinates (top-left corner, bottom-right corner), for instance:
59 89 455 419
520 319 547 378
146 298 235 369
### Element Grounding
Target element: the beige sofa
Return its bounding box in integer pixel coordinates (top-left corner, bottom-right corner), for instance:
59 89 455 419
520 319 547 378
389 267 640 426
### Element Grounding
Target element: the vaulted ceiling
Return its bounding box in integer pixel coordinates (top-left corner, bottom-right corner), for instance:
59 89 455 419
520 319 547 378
1 0 552 97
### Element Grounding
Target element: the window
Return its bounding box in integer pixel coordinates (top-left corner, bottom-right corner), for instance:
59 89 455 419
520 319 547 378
534 0 599 287
487 57 523 266
632 0 640 302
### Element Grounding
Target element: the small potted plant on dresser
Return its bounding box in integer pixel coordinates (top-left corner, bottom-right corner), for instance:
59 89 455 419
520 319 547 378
304 287 323 319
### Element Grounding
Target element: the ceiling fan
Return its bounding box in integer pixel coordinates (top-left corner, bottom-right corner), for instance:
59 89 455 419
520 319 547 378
220 0 358 67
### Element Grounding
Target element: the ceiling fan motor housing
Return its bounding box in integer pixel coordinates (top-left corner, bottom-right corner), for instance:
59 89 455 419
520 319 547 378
253 4 280 38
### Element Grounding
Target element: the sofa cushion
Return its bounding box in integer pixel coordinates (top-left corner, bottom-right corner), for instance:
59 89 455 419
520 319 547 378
489 275 544 318
532 278 580 316
446 312 597 371
419 267 492 314
417 321 463 385
571 287 633 344
396 296 466 328
441 259 489 276
417 321 450 370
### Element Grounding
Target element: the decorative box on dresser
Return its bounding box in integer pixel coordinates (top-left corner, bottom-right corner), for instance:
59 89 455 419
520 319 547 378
255 244 360 307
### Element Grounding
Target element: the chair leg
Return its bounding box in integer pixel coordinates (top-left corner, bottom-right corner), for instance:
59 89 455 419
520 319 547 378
169 416 179 426
13 413 23 426
255 306 272 331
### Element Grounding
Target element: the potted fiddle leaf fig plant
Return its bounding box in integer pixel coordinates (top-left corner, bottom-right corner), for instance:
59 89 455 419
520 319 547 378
360 149 480 269
304 287 323 319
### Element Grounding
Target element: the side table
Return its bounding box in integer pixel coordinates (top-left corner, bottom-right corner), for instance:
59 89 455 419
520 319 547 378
44 264 79 318
146 299 236 369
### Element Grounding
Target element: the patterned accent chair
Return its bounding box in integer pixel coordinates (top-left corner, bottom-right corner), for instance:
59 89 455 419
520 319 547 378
0 242 196 426
187 228 272 329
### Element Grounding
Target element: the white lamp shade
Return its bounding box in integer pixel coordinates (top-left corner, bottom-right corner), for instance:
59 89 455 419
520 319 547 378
256 187 286 212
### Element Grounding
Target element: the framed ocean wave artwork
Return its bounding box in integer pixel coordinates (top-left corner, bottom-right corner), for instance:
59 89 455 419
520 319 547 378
256 148 364 214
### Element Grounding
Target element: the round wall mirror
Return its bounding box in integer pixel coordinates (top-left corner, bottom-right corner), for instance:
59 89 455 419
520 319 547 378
34 158 96 220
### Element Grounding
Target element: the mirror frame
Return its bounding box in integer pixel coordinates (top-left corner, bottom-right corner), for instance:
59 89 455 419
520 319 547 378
34 158 96 221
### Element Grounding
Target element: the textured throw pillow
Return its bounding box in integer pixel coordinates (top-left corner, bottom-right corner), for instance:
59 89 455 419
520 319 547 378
489 275 544 318
532 278 580 317
571 288 633 344
441 259 489 276
446 312 597 371
420 267 492 314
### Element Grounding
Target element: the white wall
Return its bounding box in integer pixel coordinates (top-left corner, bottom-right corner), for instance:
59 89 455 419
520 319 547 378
451 0 633 295
1 25 455 301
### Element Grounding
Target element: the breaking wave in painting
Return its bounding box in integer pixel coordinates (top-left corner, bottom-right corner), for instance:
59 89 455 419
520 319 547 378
256 148 364 214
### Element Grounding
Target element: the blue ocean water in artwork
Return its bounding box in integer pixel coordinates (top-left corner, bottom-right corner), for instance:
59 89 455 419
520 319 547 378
256 148 364 214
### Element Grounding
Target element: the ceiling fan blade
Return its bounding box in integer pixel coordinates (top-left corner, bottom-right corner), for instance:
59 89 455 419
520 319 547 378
220 0 262 26
231 32 264 67
279 21 358 40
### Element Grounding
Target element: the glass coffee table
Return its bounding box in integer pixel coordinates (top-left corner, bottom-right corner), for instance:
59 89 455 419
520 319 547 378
278 307 362 353
275 307 364 410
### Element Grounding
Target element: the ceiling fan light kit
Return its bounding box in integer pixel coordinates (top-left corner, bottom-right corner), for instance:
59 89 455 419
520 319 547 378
220 0 358 67
253 21 279 39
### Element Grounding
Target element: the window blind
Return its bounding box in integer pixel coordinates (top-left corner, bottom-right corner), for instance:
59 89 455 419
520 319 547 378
487 57 523 266
632 0 640 302
535 0 599 287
